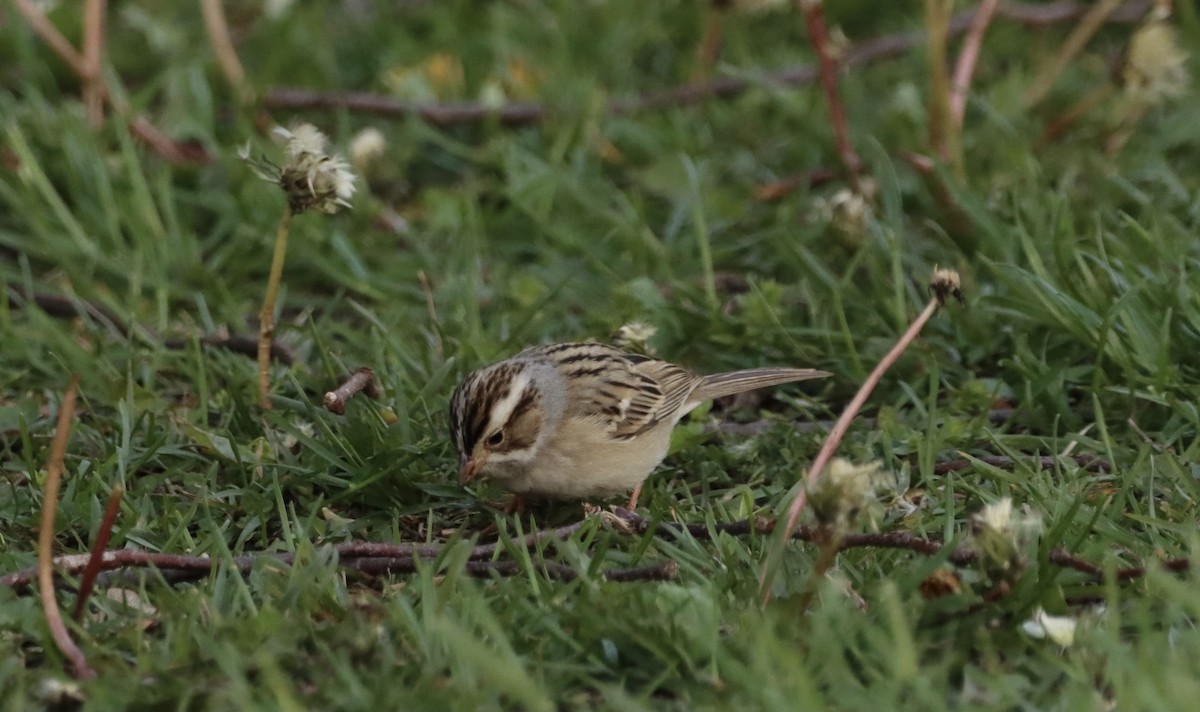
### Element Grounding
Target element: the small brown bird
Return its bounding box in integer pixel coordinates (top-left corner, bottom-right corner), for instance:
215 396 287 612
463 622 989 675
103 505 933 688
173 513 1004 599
449 342 829 508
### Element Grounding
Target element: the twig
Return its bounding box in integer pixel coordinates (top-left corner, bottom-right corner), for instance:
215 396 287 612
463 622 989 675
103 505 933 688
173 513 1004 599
8 286 298 364
165 334 299 366
81 0 107 127
262 2 1151 126
73 484 123 620
10 0 212 164
198 0 249 99
760 269 963 604
1023 0 1127 108
36 376 94 680
798 0 862 181
323 367 379 415
5 511 1187 605
1049 548 1190 581
950 0 1000 129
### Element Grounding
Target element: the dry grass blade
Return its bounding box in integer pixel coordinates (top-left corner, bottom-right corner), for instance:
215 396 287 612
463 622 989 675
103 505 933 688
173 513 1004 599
1023 0 1128 107
758 269 962 605
950 0 1000 129
37 376 95 680
198 0 248 98
81 0 107 127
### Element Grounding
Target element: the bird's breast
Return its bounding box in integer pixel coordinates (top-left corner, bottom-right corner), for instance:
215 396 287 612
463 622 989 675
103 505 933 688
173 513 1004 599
504 417 674 499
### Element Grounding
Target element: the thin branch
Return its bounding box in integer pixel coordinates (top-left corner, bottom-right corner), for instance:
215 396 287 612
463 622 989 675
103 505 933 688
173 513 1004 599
1023 0 1127 108
73 484 123 620
1049 548 1190 582
950 0 1000 129
37 376 94 680
323 367 380 415
760 269 962 605
797 0 862 181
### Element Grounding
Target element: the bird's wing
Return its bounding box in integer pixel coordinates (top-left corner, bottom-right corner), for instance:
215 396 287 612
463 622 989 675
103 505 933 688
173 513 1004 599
520 342 700 440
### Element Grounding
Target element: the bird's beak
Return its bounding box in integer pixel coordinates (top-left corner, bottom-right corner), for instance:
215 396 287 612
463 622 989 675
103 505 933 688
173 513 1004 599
459 453 485 485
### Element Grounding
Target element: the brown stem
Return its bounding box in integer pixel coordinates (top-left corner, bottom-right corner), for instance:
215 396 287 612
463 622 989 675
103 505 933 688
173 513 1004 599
36 376 94 680
73 484 123 620
1049 548 1190 581
760 270 961 604
798 0 862 181
258 206 293 409
199 0 249 99
950 0 1000 129
81 0 107 127
1023 0 1127 108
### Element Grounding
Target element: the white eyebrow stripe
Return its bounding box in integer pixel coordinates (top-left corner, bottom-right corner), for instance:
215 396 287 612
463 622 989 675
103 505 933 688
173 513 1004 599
486 371 530 434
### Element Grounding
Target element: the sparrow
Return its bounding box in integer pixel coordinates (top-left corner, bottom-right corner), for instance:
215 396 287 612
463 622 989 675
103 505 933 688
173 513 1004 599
449 342 829 508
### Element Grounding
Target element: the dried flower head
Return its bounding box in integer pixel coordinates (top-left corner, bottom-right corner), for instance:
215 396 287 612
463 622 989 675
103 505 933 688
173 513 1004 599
808 458 883 532
610 321 659 355
972 497 1042 583
1021 607 1077 647
1122 20 1190 106
349 127 387 170
239 123 356 214
930 266 964 306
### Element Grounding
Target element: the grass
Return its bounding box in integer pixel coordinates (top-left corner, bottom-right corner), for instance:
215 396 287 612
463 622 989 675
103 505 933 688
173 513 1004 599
2 1 1200 709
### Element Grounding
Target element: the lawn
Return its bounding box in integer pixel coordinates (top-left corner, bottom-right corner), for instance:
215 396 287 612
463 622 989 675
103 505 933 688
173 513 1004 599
2 1 1200 709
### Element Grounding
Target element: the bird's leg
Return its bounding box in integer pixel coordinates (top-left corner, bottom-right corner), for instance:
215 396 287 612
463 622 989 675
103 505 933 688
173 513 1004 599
625 483 644 511
502 494 527 514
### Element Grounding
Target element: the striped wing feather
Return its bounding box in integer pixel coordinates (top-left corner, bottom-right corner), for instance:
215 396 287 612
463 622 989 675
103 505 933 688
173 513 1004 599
519 342 701 439
692 367 830 402
520 343 830 440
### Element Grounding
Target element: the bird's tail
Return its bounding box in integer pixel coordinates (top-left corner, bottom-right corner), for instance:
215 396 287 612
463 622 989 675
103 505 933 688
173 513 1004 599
692 367 830 402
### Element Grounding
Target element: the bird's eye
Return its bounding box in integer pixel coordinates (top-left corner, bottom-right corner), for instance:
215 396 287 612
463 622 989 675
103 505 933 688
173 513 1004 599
486 431 504 447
